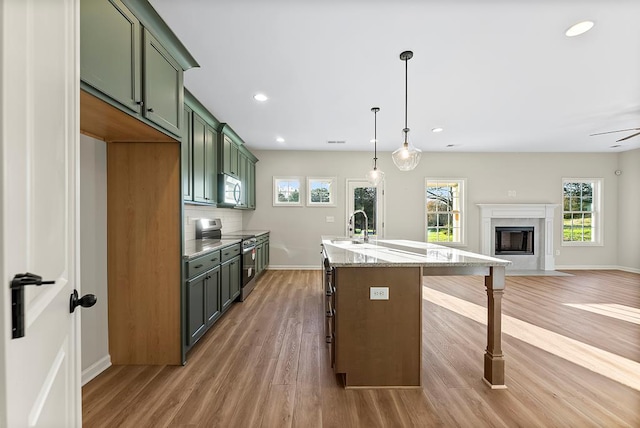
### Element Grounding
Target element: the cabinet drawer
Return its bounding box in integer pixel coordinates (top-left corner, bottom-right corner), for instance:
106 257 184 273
257 234 269 244
187 250 220 278
221 244 241 263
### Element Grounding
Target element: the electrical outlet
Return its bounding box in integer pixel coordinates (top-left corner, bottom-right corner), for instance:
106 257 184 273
508 190 517 197
555 250 560 256
370 287 389 300
326 216 335 223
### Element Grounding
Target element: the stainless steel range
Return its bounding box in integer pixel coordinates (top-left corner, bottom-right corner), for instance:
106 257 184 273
196 219 257 301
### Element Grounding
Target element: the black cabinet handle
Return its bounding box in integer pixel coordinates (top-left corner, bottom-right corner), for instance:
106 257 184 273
194 264 203 269
147 107 154 113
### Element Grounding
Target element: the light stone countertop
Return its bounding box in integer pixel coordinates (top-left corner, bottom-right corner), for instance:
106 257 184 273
184 238 241 260
321 236 512 268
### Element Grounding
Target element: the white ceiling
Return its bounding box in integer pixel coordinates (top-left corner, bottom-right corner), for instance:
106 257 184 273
149 0 640 153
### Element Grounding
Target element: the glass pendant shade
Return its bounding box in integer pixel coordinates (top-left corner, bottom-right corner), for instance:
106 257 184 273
393 50 421 171
366 166 385 185
392 130 422 171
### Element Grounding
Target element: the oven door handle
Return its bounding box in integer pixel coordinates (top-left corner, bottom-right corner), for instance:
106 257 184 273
243 246 256 255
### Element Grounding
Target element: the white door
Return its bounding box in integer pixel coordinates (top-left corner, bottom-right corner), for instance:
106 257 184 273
1 0 81 426
346 179 384 238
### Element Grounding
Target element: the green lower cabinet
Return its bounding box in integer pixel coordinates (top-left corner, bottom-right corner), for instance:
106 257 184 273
221 256 241 312
186 271 207 347
186 265 221 347
205 266 221 324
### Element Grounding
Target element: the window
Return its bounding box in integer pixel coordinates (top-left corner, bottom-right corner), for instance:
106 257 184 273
562 178 602 245
346 179 384 238
425 179 465 245
273 176 303 206
307 177 337 206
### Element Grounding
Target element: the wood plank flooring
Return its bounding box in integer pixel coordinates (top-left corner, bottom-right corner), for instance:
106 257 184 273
83 269 640 427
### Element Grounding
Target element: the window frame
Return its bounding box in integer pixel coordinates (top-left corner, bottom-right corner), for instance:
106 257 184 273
424 178 466 246
561 177 603 246
273 176 304 207
307 176 337 207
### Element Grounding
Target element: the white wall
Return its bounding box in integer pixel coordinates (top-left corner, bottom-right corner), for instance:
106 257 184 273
79 135 110 383
183 205 243 241
617 148 640 272
244 150 627 269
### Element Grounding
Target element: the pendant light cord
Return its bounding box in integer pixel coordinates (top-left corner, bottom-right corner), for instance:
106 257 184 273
403 53 409 144
374 109 378 169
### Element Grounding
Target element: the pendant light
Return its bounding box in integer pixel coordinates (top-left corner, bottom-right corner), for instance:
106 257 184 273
392 50 422 171
366 107 385 185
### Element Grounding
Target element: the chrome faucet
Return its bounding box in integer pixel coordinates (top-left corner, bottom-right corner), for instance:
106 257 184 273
348 210 369 242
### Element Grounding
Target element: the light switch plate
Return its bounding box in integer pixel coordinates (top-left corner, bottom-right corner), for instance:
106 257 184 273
326 216 335 223
370 286 389 300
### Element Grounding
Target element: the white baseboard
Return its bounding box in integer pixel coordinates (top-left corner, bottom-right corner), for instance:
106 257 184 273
555 265 640 274
82 354 111 386
267 265 321 271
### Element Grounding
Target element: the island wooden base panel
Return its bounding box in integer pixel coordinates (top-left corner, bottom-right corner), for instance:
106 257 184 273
83 269 640 427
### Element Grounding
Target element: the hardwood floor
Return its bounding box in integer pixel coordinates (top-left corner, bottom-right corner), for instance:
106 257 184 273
83 269 640 427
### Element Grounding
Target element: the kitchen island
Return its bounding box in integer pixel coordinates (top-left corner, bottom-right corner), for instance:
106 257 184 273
321 237 511 389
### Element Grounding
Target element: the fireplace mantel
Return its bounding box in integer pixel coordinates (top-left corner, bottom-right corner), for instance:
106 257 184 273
477 203 558 270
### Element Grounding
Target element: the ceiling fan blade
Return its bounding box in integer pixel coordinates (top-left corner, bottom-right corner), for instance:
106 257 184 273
590 128 640 136
616 131 640 142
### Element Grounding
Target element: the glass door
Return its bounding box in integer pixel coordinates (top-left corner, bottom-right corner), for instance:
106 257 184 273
346 179 384 238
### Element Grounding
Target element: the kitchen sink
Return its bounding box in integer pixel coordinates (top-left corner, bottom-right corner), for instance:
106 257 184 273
330 238 367 245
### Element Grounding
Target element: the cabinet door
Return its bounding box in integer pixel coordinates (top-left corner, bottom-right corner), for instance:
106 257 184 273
182 105 193 200
230 142 239 177
186 273 207 346
205 266 221 325
143 29 183 136
248 160 256 209
192 113 208 203
230 256 241 299
221 261 232 311
238 153 247 207
81 0 141 113
255 244 263 275
204 124 217 203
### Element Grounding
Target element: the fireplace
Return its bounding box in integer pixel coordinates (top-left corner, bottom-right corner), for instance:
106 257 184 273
477 204 558 271
495 227 534 255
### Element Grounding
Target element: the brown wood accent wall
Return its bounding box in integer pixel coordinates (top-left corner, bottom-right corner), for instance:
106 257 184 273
334 266 422 387
80 90 175 143
106 142 182 365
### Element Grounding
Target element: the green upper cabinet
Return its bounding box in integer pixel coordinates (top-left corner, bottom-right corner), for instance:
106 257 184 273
247 159 256 209
143 29 183 136
192 113 217 203
81 0 198 138
220 134 239 178
182 104 193 200
185 89 221 205
81 0 141 114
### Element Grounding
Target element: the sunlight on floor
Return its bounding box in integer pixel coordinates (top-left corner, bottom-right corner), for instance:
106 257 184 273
423 286 640 391
564 303 640 325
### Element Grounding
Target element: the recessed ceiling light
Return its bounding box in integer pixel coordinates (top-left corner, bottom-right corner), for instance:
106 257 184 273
276 137 285 143
432 127 444 133
565 20 594 37
253 93 268 102
369 139 377 143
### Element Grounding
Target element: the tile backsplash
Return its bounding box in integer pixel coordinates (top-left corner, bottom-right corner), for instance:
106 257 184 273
184 205 243 242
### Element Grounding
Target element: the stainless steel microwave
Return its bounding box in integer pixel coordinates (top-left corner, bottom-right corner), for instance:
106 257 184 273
221 174 242 205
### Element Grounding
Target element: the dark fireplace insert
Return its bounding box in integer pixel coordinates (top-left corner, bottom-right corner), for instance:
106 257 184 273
495 226 534 255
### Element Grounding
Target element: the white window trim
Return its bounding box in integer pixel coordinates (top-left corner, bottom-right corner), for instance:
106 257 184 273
425 177 467 247
561 177 603 246
273 176 304 207
307 176 337 206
